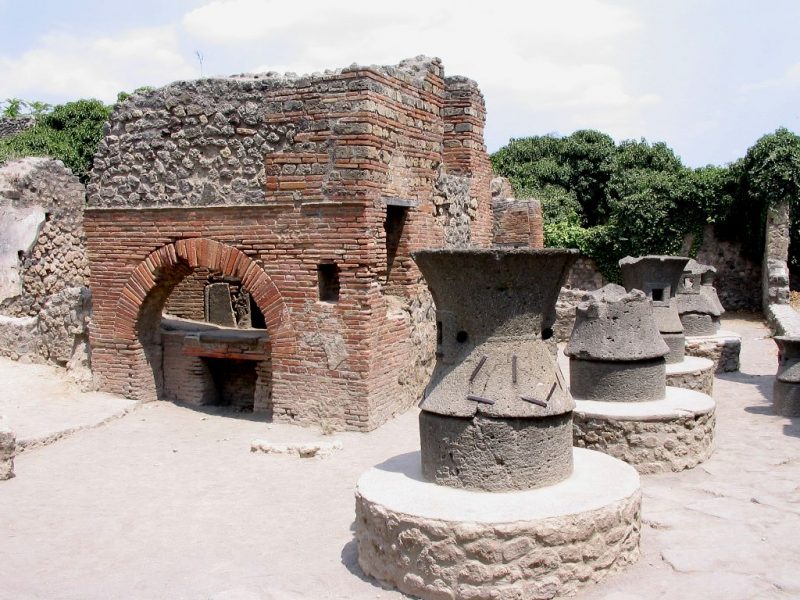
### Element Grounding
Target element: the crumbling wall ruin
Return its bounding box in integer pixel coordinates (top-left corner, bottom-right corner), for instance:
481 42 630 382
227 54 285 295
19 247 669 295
0 158 91 387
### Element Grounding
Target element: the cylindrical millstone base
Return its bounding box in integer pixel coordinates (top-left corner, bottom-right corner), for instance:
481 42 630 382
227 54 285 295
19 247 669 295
419 411 573 492
665 356 715 395
570 358 666 402
573 387 715 474
681 313 720 337
685 330 741 373
774 380 800 417
355 449 641 600
662 332 686 364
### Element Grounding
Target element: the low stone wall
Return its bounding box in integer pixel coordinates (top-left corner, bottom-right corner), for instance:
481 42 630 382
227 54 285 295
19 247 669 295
684 333 741 373
766 303 800 337
573 410 715 474
0 416 15 480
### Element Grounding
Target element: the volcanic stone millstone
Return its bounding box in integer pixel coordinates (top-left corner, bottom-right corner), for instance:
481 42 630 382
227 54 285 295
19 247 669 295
412 249 579 492
419 411 574 491
569 358 666 402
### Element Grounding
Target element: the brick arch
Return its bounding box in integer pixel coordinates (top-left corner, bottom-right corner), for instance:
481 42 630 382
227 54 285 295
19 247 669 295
113 237 296 358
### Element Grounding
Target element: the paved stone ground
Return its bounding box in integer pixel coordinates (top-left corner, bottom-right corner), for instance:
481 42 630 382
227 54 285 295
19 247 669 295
0 359 137 449
0 314 798 600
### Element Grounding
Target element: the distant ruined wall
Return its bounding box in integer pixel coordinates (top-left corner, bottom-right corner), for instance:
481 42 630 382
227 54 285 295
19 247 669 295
0 116 35 140
554 225 764 342
762 202 791 308
554 257 608 342
692 225 761 312
0 158 91 387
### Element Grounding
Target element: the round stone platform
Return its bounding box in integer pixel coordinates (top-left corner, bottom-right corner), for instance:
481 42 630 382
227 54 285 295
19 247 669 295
685 330 741 373
355 449 641 600
665 355 715 395
573 386 715 474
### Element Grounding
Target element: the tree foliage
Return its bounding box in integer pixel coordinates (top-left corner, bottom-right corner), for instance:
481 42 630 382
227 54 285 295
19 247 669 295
491 128 800 281
0 99 111 182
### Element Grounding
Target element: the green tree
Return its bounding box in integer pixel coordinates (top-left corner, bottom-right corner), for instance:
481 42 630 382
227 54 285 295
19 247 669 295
490 130 770 281
0 99 111 182
717 128 800 266
561 130 615 225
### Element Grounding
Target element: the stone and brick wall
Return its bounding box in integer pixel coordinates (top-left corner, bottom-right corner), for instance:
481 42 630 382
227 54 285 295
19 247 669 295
0 158 91 386
85 57 492 431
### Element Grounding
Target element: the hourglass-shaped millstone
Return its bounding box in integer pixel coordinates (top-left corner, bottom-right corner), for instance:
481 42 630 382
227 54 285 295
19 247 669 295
565 284 669 402
619 255 690 364
412 248 579 492
774 336 800 416
677 260 724 336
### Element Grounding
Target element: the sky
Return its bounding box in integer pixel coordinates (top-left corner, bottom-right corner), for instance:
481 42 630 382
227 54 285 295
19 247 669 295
1 0 798 167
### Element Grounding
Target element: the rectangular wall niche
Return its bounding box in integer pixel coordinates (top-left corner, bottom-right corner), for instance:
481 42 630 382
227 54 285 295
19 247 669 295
206 358 257 410
317 263 340 302
384 205 408 281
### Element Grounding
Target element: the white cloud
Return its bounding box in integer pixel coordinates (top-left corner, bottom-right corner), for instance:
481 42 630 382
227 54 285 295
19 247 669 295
183 0 655 129
740 63 800 93
0 27 196 102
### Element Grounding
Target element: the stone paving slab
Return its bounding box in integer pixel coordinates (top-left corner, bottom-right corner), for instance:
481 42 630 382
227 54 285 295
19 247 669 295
0 357 137 449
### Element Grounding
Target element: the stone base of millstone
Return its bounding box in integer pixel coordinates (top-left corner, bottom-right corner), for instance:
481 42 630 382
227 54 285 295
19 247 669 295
774 380 800 417
0 416 15 481
665 356 715 395
354 449 641 600
685 330 741 373
573 387 715 474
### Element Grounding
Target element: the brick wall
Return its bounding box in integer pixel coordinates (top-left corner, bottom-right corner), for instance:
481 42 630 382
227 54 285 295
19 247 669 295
85 57 492 432
492 199 545 248
165 268 212 321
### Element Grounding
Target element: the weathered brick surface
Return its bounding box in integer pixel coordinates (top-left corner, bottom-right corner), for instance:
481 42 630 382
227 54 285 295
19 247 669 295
85 58 492 431
165 268 211 321
492 198 545 249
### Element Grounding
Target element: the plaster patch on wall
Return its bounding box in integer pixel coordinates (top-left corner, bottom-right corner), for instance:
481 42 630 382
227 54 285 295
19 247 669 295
0 205 46 303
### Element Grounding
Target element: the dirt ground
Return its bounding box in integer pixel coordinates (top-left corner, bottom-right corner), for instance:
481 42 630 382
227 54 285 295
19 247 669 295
1 314 799 600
